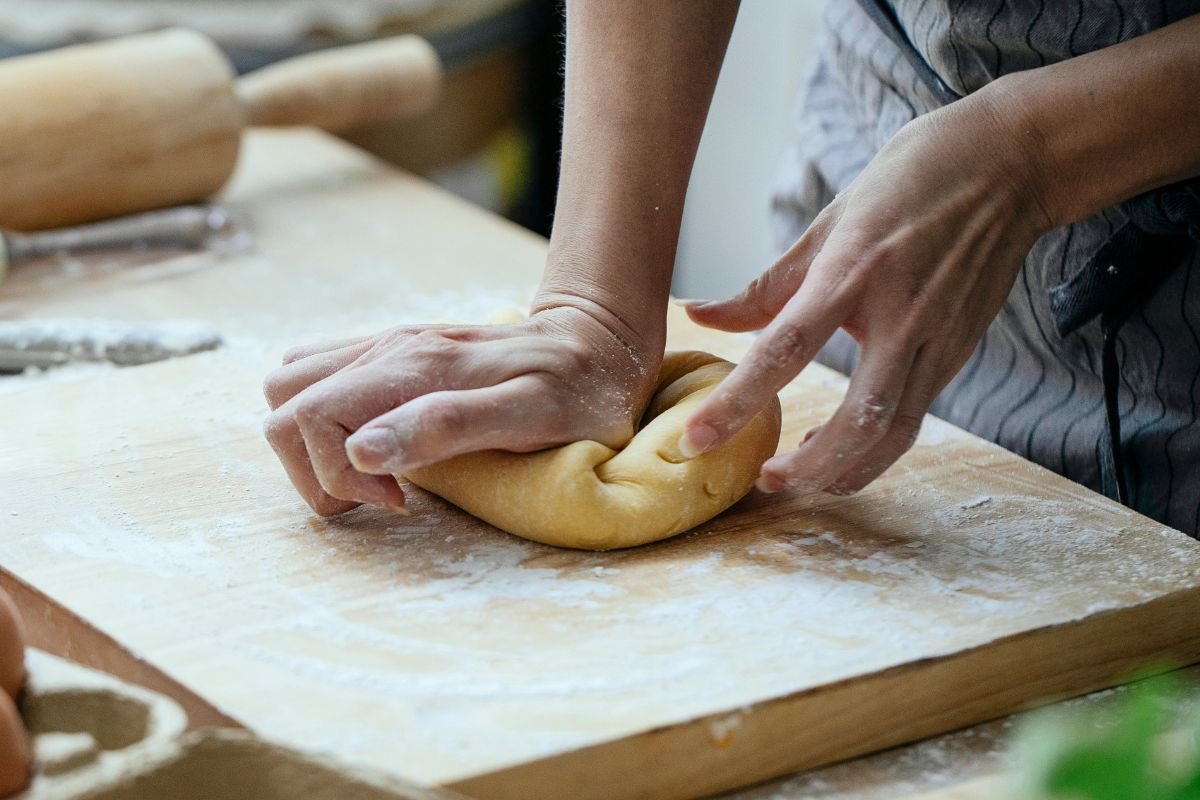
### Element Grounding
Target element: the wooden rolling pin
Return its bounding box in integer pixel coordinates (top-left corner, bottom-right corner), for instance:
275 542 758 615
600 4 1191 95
0 29 442 231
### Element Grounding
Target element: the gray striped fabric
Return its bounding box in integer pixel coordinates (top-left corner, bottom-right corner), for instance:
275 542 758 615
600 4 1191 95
772 0 1200 536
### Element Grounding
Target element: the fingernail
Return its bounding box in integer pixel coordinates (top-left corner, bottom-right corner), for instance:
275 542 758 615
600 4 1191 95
673 298 712 308
755 474 780 494
679 300 719 314
346 428 403 472
678 424 719 459
803 425 823 443
385 504 410 517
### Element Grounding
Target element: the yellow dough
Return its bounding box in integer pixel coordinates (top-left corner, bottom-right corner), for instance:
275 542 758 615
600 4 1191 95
404 351 782 550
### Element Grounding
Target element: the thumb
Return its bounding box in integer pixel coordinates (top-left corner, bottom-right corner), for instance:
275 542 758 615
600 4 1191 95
683 259 803 333
683 213 834 332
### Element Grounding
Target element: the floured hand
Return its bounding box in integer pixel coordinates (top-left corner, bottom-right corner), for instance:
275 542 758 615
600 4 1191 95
263 305 660 516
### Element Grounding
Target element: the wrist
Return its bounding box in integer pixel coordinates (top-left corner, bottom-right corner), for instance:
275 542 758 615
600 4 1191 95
532 271 667 363
957 75 1060 234
978 16 1200 228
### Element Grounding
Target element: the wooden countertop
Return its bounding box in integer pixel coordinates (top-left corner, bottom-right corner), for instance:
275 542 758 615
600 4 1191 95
2 130 1197 800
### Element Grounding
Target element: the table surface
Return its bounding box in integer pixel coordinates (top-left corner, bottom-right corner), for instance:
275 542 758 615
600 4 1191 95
2 130 1197 800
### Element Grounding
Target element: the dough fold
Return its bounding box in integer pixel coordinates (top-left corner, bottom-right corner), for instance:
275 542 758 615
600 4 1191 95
404 351 782 550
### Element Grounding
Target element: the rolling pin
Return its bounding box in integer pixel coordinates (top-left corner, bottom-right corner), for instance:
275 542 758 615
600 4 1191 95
0 29 442 231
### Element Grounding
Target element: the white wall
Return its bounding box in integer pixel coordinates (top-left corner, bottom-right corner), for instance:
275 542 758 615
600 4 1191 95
672 0 823 302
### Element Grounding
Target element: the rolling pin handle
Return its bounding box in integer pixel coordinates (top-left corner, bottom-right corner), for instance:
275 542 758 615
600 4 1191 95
235 35 443 132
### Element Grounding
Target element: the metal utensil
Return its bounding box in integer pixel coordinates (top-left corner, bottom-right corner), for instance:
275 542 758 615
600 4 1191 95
0 204 251 284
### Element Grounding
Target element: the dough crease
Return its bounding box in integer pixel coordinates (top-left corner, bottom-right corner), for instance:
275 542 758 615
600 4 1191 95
404 351 782 550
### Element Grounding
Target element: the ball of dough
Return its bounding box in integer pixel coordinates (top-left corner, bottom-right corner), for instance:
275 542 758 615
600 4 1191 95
404 351 782 550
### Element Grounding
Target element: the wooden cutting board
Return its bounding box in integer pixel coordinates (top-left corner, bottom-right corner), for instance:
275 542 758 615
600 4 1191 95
2 130 1199 800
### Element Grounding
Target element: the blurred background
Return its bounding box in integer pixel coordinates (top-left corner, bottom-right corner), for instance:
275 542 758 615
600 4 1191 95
0 0 822 300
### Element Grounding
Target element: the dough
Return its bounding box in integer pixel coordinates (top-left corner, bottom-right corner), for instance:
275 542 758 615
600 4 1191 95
404 351 782 550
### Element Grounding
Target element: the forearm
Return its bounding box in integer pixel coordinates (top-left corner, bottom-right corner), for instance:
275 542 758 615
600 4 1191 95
533 1 740 354
989 13 1200 229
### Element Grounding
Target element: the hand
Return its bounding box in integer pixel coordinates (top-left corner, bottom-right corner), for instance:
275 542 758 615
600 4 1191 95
263 305 660 516
679 86 1054 496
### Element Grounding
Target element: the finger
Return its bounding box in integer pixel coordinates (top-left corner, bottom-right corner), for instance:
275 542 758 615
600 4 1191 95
286 340 518 505
263 342 374 410
680 263 860 459
284 386 411 510
291 331 572 506
757 337 917 493
287 367 423 508
281 335 373 365
824 348 955 494
346 375 560 475
684 207 838 333
263 408 365 516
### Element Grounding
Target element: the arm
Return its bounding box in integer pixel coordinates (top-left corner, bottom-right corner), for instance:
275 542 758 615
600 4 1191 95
680 14 1200 495
1006 13 1200 228
263 2 740 515
535 2 741 355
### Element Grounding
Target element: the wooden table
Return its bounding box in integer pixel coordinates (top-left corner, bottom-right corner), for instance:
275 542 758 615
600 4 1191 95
2 130 1198 800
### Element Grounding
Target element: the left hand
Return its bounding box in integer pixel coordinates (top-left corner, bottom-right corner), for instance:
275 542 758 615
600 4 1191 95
679 84 1054 496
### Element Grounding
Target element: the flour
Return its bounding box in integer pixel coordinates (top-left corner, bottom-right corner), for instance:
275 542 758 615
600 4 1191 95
0 318 222 370
0 360 115 392
708 712 744 748
5 284 1198 789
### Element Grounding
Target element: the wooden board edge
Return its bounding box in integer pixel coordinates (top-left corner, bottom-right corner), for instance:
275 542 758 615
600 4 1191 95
445 587 1200 800
0 567 242 731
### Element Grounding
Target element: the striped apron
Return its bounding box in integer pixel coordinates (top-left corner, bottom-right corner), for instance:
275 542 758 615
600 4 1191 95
771 0 1200 536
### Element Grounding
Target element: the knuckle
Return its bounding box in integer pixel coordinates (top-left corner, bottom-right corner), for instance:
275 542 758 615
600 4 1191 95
291 388 342 428
740 275 772 313
560 339 593 374
410 328 455 356
291 394 322 425
416 397 466 438
849 392 896 437
262 370 291 408
373 326 416 350
759 324 809 369
262 408 294 445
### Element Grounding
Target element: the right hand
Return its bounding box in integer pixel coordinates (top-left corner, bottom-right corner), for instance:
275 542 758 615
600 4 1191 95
263 304 661 516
